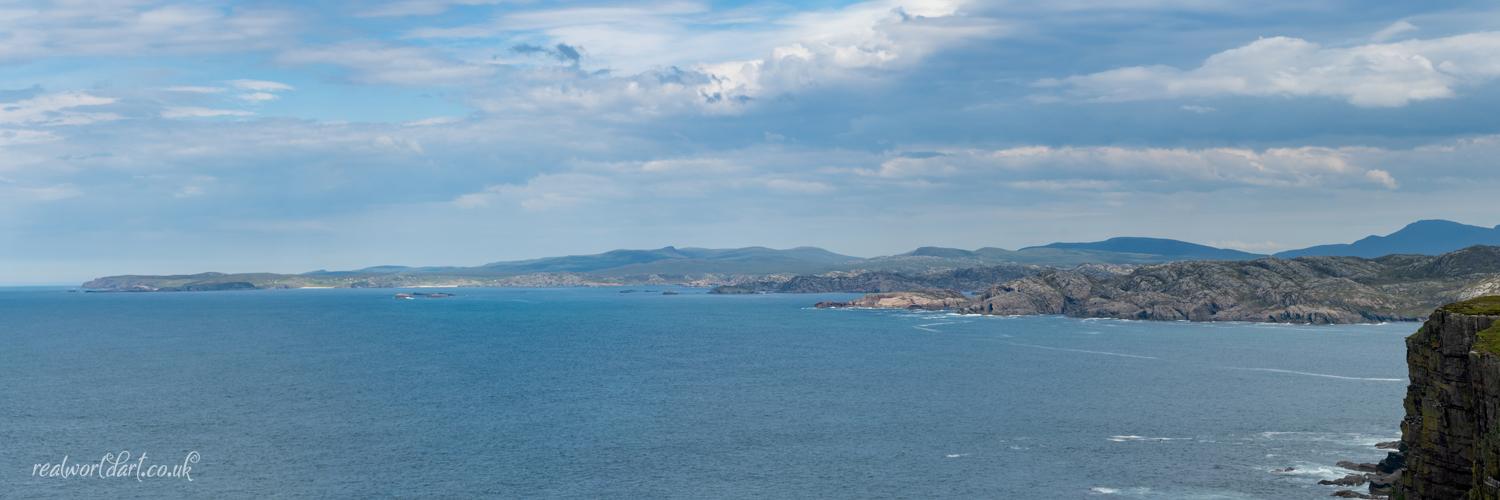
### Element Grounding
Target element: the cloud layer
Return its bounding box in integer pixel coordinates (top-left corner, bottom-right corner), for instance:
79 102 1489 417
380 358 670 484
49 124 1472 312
5 0 1500 282
1042 32 1500 107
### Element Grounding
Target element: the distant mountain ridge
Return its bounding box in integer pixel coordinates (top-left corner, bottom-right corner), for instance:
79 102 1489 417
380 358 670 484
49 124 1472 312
1276 220 1500 258
1021 237 1266 261
289 220 1500 279
92 220 1500 291
473 246 859 274
296 241 1249 280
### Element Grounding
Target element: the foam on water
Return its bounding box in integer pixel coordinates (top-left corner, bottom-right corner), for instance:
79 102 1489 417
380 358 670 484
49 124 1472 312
1108 435 1192 442
915 321 958 332
1227 367 1403 382
1008 342 1159 359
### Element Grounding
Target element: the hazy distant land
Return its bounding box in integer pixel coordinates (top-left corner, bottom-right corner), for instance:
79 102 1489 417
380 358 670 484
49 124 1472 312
82 219 1500 293
77 220 1500 324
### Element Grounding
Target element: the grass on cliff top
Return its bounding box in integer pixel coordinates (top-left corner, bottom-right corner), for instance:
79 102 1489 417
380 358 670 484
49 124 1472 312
1442 296 1500 316
1474 322 1500 355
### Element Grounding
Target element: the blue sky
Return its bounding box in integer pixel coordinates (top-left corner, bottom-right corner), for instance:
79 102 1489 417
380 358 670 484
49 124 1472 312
5 0 1500 283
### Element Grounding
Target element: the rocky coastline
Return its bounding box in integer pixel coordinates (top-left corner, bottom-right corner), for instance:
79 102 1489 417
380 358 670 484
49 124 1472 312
808 246 1500 325
813 290 972 311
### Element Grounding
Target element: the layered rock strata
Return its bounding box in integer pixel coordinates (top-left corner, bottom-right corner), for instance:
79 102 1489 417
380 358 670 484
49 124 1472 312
1398 297 1500 499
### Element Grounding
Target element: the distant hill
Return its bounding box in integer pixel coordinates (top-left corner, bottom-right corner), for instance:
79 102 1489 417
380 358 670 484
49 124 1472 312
290 241 1259 281
1018 237 1265 261
303 265 458 276
887 246 1180 266
468 246 860 274
1275 220 1500 258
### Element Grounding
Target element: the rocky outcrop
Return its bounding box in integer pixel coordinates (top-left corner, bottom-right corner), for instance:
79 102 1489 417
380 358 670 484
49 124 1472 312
1397 296 1500 499
941 247 1500 324
961 271 1095 316
1321 474 1368 486
815 290 972 311
762 265 1047 294
708 285 757 294
1303 442 1408 498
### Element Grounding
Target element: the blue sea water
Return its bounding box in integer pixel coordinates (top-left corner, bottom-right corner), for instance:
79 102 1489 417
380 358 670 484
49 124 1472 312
1 286 1412 499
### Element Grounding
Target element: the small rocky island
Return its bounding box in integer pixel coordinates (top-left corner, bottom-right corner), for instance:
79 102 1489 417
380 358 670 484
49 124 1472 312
1307 444 1405 498
394 292 453 299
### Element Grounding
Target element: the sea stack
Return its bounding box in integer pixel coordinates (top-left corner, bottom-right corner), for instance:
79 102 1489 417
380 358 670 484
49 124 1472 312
1397 296 1500 499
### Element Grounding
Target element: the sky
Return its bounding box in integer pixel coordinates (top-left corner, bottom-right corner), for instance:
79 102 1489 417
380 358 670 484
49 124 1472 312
5 0 1500 284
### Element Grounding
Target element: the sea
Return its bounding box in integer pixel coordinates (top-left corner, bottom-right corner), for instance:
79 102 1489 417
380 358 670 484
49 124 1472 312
1 286 1412 499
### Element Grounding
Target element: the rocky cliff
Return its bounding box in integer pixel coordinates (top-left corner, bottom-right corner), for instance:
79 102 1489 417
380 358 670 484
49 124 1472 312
813 289 972 310
807 246 1500 324
954 246 1500 324
1398 296 1500 499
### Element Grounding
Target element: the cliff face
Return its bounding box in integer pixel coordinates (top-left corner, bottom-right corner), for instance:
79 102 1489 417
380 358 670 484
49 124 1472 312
1399 298 1500 499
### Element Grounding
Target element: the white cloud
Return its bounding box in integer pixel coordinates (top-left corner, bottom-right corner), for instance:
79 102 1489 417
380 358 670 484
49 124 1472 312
0 3 300 63
637 158 748 174
1371 21 1418 43
237 92 280 102
161 107 255 118
358 0 519 18
766 178 833 193
445 0 1003 117
163 86 229 93
276 40 498 86
862 145 1401 190
1041 32 1500 107
1007 179 1113 191
0 92 119 126
372 136 425 155
1180 105 1216 113
457 173 626 211
228 80 294 91
2 183 82 202
404 116 464 126
0 129 61 147
1365 169 1399 189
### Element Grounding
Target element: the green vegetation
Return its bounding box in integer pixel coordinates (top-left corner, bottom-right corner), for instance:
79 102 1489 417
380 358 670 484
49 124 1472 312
1441 296 1500 316
1452 296 1500 355
1475 322 1500 355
